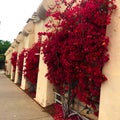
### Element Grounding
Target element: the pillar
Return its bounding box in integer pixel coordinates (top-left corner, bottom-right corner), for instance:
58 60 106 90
35 20 54 107
20 36 30 90
14 41 24 84
7 53 12 75
14 67 19 83
99 1 120 120
35 53 54 107
10 65 14 80
20 20 35 90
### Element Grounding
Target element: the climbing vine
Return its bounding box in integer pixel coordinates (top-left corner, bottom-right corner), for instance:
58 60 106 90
11 51 17 72
23 41 41 85
38 0 116 118
17 49 26 84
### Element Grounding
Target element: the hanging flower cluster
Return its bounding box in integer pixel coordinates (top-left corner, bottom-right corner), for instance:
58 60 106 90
38 0 116 116
11 52 17 72
17 49 26 74
23 41 41 85
17 49 26 84
52 103 79 120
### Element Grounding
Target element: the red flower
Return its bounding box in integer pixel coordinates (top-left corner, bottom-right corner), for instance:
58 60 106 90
11 52 17 72
23 41 41 85
38 0 116 117
17 49 26 73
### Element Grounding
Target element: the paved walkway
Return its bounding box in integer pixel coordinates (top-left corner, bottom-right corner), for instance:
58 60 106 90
0 71 53 120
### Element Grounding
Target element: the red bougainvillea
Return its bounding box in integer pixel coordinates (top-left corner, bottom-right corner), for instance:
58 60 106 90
23 41 41 85
17 49 26 73
52 103 80 120
11 52 17 72
38 0 116 117
17 49 26 84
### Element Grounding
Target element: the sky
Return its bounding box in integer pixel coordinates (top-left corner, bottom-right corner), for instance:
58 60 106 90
0 0 43 43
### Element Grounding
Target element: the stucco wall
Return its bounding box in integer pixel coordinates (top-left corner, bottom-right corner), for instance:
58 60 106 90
35 18 54 107
14 39 24 83
5 52 12 75
99 0 120 120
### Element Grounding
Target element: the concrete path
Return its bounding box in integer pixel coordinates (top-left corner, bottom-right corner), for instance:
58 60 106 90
0 71 53 120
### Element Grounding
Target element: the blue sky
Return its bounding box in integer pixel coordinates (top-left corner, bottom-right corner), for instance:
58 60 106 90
0 0 42 42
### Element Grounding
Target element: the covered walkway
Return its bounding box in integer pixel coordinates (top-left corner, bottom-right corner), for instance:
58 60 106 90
0 70 53 120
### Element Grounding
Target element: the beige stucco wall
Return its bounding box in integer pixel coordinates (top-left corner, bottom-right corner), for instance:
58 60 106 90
35 19 54 107
14 39 24 83
99 1 120 120
42 0 55 10
5 51 12 75
23 20 35 48
20 35 31 90
20 24 35 89
28 33 35 48
10 44 18 80
34 20 44 42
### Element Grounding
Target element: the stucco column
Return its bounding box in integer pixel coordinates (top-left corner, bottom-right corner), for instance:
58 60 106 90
14 45 24 84
35 20 54 107
10 65 14 80
7 55 12 75
5 47 13 76
10 47 18 80
99 1 120 120
14 50 19 84
14 66 19 83
5 53 11 75
20 57 30 90
20 37 30 90
20 20 35 90
35 52 54 107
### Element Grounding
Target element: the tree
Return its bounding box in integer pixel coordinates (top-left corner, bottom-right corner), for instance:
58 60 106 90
0 40 11 54
0 40 11 69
